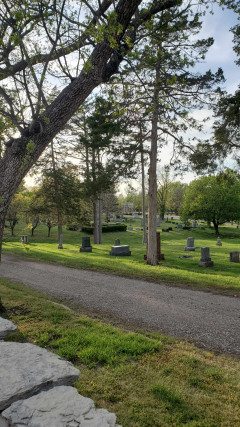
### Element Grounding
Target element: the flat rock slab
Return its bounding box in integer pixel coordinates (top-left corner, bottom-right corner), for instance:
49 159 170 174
0 317 17 339
0 342 80 411
1 386 121 427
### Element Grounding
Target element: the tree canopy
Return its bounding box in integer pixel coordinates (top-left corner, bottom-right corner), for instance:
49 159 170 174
181 171 240 234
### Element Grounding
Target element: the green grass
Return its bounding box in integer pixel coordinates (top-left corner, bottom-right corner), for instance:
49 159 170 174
2 220 240 293
1 278 240 426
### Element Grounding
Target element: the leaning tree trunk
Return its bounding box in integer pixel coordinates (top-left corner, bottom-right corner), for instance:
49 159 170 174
147 61 160 266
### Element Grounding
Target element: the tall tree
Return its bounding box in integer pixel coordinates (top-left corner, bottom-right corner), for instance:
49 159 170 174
119 5 225 264
71 95 132 243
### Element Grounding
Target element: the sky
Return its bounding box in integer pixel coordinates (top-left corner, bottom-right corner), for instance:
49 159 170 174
25 4 239 190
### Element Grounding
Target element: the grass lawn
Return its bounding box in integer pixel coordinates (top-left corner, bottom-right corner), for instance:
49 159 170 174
2 220 240 294
1 278 240 426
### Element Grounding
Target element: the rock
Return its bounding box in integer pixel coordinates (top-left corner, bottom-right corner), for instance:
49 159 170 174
0 317 17 339
0 342 80 411
1 386 121 427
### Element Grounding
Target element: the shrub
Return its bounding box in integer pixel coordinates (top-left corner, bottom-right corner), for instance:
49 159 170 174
82 224 127 234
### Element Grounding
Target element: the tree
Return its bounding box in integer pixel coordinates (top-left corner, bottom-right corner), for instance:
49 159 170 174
5 184 31 235
0 0 238 260
71 95 132 243
157 167 171 220
189 23 240 173
166 181 187 214
180 171 240 234
119 5 225 264
30 168 89 239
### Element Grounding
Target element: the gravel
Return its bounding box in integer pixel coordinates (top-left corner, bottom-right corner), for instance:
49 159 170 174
0 255 239 355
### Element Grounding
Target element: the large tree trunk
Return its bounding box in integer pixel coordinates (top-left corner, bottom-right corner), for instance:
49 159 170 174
98 197 102 244
213 219 219 235
141 143 147 245
93 199 102 244
147 60 160 266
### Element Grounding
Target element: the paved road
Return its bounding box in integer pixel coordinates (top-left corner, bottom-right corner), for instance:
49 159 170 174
1 255 239 355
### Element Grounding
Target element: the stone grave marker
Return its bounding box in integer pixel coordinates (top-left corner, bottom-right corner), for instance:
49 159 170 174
21 235 29 244
230 251 239 263
198 247 214 267
128 227 133 231
216 237 222 246
184 237 195 251
110 245 131 256
192 222 198 228
177 224 183 229
80 237 92 253
115 239 120 246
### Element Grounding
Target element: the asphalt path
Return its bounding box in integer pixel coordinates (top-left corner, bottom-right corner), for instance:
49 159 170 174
1 254 240 356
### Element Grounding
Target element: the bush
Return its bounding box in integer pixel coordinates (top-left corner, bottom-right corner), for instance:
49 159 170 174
67 223 82 231
82 224 127 234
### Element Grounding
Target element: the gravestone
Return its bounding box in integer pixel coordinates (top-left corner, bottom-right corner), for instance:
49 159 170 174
58 234 63 249
144 232 164 261
198 247 214 267
110 245 131 256
216 237 222 246
80 237 92 252
192 222 198 228
230 251 239 263
21 235 28 244
177 224 183 229
184 237 195 251
128 227 133 231
115 239 120 246
136 228 141 231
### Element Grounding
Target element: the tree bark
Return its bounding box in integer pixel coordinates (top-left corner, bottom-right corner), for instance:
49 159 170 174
147 60 160 265
93 200 99 244
140 135 147 245
213 219 219 235
98 197 102 244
